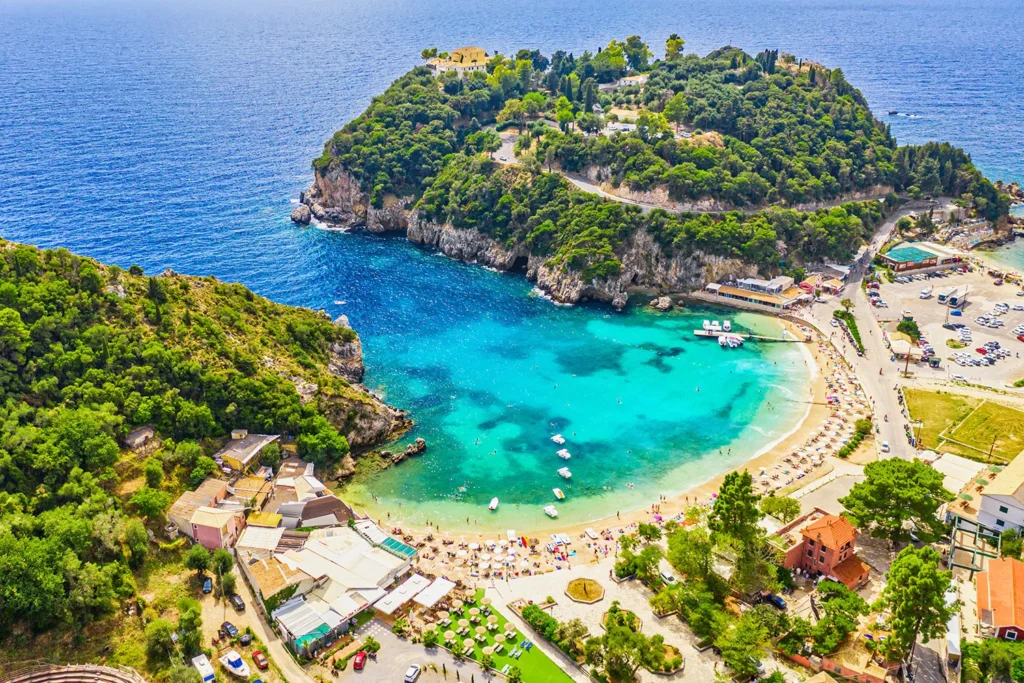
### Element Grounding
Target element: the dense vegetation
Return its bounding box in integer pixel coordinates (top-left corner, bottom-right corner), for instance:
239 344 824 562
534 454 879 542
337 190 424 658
0 242 362 639
314 37 1009 285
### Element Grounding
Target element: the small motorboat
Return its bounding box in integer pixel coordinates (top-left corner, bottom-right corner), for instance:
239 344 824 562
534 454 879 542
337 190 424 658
557 467 572 479
551 434 566 445
219 651 251 679
543 505 559 518
489 497 499 511
723 320 731 332
553 488 565 500
556 448 571 460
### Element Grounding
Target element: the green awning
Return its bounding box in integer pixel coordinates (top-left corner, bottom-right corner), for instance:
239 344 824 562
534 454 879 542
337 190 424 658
294 624 331 650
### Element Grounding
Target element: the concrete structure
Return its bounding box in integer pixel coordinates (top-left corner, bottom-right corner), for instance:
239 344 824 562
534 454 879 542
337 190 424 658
214 431 280 472
774 508 870 589
703 276 806 310
426 46 489 77
190 505 244 549
273 472 354 529
124 425 155 449
169 479 228 540
880 241 964 273
977 558 1024 640
973 457 1024 532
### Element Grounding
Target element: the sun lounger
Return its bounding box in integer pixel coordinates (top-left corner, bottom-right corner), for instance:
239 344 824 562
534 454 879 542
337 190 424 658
494 643 504 654
500 664 510 675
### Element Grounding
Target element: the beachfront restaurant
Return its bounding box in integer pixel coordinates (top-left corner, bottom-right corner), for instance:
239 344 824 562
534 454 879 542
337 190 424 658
704 275 805 310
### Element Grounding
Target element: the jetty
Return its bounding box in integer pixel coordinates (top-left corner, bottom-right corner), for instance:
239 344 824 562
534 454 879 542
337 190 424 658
692 330 807 342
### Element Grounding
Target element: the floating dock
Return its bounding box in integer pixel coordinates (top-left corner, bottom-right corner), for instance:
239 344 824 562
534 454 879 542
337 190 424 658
693 330 807 342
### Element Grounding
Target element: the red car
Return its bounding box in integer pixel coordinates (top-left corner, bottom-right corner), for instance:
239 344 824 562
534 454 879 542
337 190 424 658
353 651 368 670
251 650 268 670
977 348 988 355
1017 335 1024 343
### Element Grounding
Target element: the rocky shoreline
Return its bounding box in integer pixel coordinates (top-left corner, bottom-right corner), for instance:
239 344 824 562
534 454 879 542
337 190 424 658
297 165 758 310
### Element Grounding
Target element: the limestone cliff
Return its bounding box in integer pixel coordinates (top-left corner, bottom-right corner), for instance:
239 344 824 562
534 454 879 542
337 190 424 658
302 164 755 309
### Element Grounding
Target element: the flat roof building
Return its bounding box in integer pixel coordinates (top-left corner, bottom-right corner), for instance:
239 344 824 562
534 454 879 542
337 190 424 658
215 432 280 472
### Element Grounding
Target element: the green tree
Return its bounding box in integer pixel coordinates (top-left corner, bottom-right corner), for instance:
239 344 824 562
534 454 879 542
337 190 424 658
897 319 921 340
211 548 234 576
421 47 438 60
555 96 575 131
759 494 802 522
666 525 713 581
189 455 217 487
812 580 869 654
124 518 149 569
715 611 768 677
665 34 685 61
130 486 170 521
709 470 761 545
498 98 527 133
184 544 211 575
840 297 854 312
177 598 203 656
145 618 176 662
876 546 955 661
219 571 237 596
636 523 662 543
663 92 689 132
623 35 652 72
839 459 953 545
143 457 164 488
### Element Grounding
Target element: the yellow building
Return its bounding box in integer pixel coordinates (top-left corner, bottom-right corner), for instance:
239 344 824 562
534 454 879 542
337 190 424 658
427 46 489 77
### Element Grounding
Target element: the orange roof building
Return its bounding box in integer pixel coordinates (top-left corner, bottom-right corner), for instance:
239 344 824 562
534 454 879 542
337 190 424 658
774 507 870 589
977 558 1024 640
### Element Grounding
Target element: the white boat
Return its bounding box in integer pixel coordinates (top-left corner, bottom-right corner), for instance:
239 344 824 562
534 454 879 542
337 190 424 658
718 334 744 348
710 320 722 332
723 320 732 331
543 505 559 518
551 434 566 445
489 497 499 511
553 488 565 500
219 651 251 679
556 448 571 460
557 467 572 479
702 319 712 330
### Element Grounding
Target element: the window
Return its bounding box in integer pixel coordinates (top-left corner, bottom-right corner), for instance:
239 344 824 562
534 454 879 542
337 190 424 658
998 520 1006 528
807 549 814 558
808 539 815 547
1001 506 1009 514
1008 630 1018 641
819 555 826 564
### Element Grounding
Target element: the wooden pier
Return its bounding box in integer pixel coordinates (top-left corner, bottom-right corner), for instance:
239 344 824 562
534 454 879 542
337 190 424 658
692 330 808 342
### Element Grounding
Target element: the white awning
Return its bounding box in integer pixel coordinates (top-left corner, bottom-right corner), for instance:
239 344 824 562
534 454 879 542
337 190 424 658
374 574 431 615
413 578 457 609
705 283 721 292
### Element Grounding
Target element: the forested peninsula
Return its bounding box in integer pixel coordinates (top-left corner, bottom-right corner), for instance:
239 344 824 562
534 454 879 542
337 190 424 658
303 38 1010 307
0 241 402 649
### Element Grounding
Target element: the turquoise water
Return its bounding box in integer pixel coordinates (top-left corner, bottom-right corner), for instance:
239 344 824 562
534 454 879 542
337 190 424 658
981 206 1024 270
2 0 1020 529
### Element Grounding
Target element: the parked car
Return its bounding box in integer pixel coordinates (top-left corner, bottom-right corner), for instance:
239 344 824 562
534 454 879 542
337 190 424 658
229 594 245 611
764 594 788 610
221 621 239 638
952 375 966 382
252 651 268 670
831 319 840 327
202 577 213 594
404 664 422 682
354 651 368 670
881 441 890 453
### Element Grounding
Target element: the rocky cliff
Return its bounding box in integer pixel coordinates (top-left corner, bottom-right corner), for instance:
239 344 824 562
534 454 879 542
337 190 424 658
302 164 756 309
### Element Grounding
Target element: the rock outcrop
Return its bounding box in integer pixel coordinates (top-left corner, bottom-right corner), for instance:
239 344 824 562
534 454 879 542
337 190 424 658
649 296 673 312
290 204 311 225
303 163 758 308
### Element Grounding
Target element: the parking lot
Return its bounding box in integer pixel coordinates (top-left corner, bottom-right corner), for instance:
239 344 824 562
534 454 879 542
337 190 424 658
870 267 1024 385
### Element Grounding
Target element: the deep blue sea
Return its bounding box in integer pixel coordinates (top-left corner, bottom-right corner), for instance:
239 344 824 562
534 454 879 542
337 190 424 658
1 0 1021 529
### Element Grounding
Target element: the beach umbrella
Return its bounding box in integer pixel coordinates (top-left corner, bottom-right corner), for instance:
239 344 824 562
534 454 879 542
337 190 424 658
423 623 437 632
480 597 492 606
519 560 530 568
453 599 464 610
437 610 450 619
469 607 480 616
444 630 456 641
494 633 506 643
481 553 491 561
468 543 479 551
504 622 516 633
482 646 494 656
459 619 470 628
959 493 974 501
487 615 498 624
480 562 490 569
464 638 475 650
506 553 516 561
456 549 467 557
976 478 990 486
486 540 497 547
475 626 486 635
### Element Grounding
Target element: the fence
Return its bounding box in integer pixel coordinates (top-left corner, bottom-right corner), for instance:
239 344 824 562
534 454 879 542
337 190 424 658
0 664 148 683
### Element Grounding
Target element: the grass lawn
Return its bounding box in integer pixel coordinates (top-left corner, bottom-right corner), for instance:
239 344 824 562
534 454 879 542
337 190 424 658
904 389 981 450
948 400 1024 461
445 589 573 683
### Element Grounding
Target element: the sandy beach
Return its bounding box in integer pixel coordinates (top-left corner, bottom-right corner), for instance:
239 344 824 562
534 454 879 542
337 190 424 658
363 317 875 584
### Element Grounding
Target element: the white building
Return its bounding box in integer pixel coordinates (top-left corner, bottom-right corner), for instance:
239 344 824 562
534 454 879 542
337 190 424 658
427 46 489 77
975 457 1024 532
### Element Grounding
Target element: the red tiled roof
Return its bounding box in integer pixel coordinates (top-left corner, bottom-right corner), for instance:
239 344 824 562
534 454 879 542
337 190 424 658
832 555 870 588
978 558 1024 630
802 514 857 551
